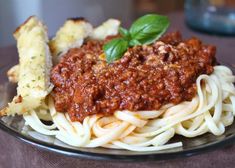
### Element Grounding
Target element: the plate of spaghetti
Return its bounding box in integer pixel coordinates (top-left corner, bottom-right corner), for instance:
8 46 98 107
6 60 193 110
1 14 235 161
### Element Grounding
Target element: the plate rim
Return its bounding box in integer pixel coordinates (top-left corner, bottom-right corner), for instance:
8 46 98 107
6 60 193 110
1 119 235 162
1 60 235 161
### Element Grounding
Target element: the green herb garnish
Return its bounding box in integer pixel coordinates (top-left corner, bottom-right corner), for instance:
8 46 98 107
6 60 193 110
103 38 129 63
103 14 170 63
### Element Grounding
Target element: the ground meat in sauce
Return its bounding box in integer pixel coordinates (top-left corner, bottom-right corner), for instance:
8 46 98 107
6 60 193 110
50 32 216 122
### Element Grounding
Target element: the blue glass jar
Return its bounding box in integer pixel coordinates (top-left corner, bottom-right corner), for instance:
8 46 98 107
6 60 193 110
185 0 235 35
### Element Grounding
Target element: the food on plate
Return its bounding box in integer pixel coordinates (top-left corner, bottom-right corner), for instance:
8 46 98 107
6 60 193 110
49 18 93 63
90 19 120 40
2 16 53 116
7 18 120 82
1 14 235 152
7 64 19 83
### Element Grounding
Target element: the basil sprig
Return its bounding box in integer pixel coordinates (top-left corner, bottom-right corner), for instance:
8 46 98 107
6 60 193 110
103 14 170 63
104 38 129 63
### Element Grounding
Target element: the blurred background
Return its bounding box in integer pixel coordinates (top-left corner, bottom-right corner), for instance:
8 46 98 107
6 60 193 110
0 0 184 47
0 0 235 47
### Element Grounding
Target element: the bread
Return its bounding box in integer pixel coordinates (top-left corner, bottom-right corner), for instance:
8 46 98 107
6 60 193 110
6 18 121 84
2 16 53 115
7 65 19 83
7 18 93 82
90 19 120 40
49 18 93 63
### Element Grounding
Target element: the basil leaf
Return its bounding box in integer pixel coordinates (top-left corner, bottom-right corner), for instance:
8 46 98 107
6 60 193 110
103 38 129 63
119 27 129 37
129 39 141 46
103 14 170 63
129 14 170 44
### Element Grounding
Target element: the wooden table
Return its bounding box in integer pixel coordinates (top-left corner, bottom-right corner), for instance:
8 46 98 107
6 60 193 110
0 12 235 168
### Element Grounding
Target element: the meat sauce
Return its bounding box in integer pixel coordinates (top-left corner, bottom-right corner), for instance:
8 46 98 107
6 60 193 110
51 32 216 121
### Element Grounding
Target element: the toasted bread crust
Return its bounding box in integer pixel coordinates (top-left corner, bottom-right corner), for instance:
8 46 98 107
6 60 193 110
13 16 35 39
67 17 86 22
7 65 19 83
13 16 47 40
0 107 7 116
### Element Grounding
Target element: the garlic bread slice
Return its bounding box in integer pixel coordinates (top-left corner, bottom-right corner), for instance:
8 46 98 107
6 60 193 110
90 19 120 40
3 16 53 115
49 18 93 63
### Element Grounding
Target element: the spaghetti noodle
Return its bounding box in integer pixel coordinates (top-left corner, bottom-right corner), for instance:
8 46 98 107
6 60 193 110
23 65 235 151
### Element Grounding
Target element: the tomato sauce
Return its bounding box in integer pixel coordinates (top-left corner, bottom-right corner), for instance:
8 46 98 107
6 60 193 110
51 32 216 121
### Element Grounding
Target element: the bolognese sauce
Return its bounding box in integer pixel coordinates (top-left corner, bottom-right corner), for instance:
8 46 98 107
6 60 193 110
51 32 216 121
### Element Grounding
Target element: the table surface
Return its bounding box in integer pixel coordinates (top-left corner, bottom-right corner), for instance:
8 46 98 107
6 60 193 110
1 12 235 168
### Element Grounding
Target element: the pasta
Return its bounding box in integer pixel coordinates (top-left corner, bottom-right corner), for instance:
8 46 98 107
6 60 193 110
23 66 235 151
2 15 235 152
